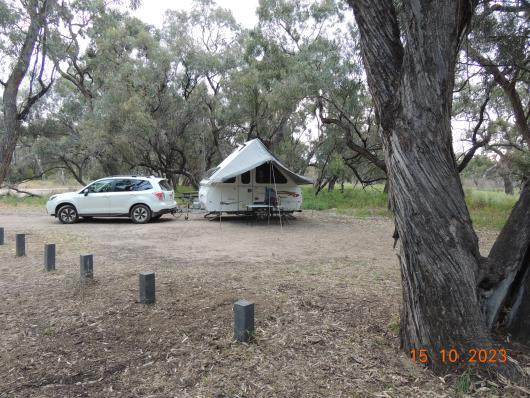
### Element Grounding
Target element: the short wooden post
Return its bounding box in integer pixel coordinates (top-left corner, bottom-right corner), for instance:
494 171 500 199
16 234 25 257
44 244 56 271
0 227 4 245
139 272 155 304
234 299 255 343
80 254 93 282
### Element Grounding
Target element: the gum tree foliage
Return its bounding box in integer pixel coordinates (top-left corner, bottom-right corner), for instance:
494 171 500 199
459 154 497 185
27 0 244 187
454 1 529 193
85 14 208 185
0 0 141 187
244 0 384 188
223 0 339 169
2 0 525 194
162 0 243 174
0 0 56 187
18 80 98 185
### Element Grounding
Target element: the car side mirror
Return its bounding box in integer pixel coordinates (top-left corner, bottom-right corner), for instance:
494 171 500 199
83 189 89 196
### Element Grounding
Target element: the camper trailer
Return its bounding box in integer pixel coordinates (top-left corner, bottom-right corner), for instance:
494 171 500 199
198 139 313 214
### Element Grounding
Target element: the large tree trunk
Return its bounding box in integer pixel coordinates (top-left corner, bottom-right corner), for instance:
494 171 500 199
390 79 492 370
350 0 530 379
349 0 498 372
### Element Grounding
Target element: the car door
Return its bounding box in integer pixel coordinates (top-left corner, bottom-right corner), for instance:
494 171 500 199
77 179 112 215
108 178 136 215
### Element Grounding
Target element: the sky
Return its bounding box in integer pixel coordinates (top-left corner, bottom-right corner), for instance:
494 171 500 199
133 0 260 28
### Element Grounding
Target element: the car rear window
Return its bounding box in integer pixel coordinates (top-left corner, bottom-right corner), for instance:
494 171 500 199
118 179 153 191
158 180 172 191
114 179 135 192
133 180 153 191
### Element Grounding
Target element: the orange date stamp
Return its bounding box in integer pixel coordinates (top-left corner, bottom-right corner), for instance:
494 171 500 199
410 348 507 364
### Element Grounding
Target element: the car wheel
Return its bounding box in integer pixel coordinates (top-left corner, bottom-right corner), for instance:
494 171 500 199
58 205 79 224
131 204 151 224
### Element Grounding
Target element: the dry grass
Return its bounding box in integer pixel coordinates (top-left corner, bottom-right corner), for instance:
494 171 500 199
0 208 528 397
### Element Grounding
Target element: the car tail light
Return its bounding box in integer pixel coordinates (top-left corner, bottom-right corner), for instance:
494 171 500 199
154 191 164 201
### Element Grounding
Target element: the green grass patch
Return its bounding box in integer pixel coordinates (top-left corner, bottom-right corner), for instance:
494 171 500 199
387 316 400 335
0 194 48 207
302 185 389 218
464 189 519 230
302 185 518 229
454 368 473 397
174 185 195 194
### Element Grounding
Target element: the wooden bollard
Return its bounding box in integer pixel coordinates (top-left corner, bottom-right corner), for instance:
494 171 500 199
80 254 93 282
139 272 155 304
16 234 25 257
44 244 56 271
234 299 255 343
0 227 4 245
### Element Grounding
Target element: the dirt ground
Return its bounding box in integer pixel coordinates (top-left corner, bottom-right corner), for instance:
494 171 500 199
0 206 527 397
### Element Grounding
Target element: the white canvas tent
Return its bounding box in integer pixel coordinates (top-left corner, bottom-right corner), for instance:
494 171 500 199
199 139 313 214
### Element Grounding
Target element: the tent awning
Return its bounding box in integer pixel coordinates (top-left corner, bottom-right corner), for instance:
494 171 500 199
202 139 313 185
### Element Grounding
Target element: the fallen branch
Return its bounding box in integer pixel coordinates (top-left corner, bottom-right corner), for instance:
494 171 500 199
2 185 42 197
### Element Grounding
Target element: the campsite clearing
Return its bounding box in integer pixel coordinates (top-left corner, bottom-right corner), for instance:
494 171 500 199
0 206 527 397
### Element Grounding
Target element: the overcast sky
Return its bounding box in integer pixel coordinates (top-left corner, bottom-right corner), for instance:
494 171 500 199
133 0 260 28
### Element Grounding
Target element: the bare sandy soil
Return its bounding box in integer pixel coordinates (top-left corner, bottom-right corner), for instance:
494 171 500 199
0 206 527 397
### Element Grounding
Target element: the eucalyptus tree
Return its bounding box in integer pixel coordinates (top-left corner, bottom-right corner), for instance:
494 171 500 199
15 0 244 188
84 14 204 183
466 1 529 146
18 8 165 182
0 0 56 186
225 0 351 171
348 0 529 378
28 79 103 185
250 0 386 186
0 0 142 187
162 0 244 173
453 69 529 190
453 1 529 193
81 2 246 187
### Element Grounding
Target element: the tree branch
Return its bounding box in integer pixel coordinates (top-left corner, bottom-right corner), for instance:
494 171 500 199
2 185 42 197
457 88 492 172
467 46 530 146
317 98 387 172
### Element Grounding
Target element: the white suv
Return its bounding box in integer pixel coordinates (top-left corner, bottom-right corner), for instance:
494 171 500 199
46 176 177 224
